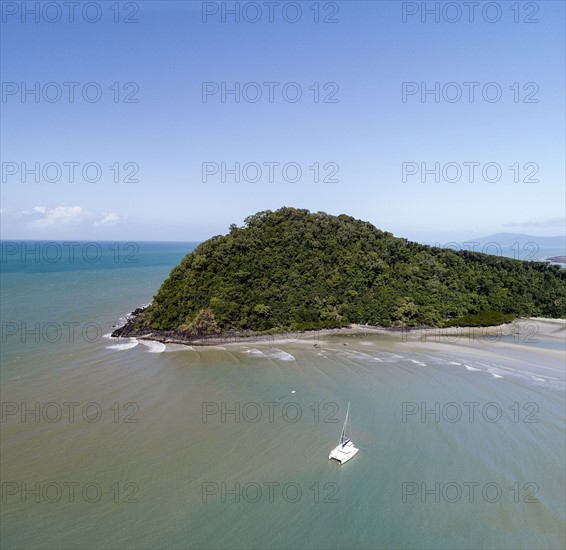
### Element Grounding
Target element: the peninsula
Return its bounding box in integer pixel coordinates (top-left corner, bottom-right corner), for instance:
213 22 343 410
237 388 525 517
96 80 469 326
112 208 565 343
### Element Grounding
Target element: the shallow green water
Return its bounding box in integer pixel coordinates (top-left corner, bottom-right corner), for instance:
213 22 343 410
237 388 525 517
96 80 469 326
1 243 564 549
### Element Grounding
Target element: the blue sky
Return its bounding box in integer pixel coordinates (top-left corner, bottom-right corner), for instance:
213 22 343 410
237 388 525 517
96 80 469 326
1 0 564 242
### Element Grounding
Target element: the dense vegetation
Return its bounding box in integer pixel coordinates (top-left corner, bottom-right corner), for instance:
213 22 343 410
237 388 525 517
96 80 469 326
443 310 516 327
137 208 565 334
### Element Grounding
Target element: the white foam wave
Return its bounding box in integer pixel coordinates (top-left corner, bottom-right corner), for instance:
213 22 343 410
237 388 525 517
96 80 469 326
105 338 139 351
375 353 405 361
266 349 295 361
162 343 225 352
243 348 295 361
340 350 380 362
244 348 264 357
411 359 426 366
458 360 564 389
139 340 166 353
163 344 194 352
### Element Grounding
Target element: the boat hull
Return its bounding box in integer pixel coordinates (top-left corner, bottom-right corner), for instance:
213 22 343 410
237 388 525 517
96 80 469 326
329 441 359 464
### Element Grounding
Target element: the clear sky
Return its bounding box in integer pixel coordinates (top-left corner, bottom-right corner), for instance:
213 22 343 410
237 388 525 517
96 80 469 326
1 0 565 242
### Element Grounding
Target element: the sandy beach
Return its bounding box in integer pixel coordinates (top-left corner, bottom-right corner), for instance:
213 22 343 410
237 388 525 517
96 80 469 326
128 317 565 357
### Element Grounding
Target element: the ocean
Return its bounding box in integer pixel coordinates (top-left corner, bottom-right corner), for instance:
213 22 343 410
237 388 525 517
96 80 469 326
1 241 565 549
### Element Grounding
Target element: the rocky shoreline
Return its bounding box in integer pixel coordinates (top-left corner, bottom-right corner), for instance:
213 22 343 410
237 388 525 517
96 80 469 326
111 306 367 345
111 306 527 347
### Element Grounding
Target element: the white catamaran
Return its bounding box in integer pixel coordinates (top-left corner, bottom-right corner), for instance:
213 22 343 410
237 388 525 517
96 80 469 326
329 402 359 464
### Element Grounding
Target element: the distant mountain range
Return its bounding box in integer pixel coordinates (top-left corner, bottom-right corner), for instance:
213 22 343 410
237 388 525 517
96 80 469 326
468 233 565 248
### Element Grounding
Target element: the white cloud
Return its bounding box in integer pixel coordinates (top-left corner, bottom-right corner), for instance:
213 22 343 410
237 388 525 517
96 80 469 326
94 212 121 227
30 205 87 229
17 205 124 232
1 204 129 238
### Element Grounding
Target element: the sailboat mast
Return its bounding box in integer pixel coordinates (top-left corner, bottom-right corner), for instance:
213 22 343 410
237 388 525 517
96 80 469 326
339 402 350 446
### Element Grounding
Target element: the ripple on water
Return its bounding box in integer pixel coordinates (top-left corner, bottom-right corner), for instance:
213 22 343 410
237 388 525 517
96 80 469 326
464 365 481 371
339 350 381 362
243 348 296 361
139 340 166 353
105 338 139 351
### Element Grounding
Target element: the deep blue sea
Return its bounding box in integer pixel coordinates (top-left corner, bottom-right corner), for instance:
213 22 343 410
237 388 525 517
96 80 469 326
1 241 565 549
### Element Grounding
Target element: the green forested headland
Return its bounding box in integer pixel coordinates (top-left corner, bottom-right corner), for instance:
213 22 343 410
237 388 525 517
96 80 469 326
134 208 565 335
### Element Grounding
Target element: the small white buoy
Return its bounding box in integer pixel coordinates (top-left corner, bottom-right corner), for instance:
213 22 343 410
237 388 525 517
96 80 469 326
291 390 296 394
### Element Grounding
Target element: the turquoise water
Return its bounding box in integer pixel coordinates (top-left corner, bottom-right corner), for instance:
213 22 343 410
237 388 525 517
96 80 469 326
1 242 565 549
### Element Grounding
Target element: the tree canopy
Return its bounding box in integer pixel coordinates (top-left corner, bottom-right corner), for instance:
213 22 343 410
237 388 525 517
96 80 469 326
137 207 565 334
